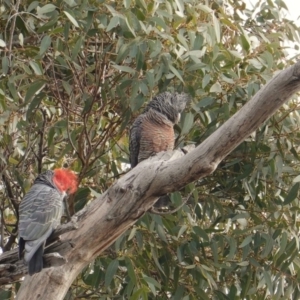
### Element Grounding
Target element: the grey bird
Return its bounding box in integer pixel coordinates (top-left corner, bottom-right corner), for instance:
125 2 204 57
18 169 78 275
129 91 190 208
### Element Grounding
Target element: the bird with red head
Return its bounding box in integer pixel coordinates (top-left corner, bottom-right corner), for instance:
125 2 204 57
18 169 78 275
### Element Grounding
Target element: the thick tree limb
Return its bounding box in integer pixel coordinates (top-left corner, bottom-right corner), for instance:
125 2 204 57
11 61 300 299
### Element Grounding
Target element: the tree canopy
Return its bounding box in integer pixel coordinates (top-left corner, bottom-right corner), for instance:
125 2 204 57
1 0 300 299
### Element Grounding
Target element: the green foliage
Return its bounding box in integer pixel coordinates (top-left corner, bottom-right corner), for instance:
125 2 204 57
1 0 300 299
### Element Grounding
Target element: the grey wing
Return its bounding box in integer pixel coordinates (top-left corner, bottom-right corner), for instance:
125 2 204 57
19 184 63 262
129 115 143 168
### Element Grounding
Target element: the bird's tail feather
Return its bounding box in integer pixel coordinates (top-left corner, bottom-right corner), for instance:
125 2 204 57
28 243 44 275
19 238 25 260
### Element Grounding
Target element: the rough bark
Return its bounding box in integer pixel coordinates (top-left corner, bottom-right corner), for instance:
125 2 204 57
4 61 300 299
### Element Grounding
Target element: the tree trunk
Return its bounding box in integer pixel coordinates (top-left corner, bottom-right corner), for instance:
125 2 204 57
14 61 300 299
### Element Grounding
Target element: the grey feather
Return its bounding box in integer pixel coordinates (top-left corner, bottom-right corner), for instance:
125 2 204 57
18 171 65 274
143 92 190 123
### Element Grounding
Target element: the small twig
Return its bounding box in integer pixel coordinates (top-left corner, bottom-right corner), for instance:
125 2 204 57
150 189 195 215
0 209 4 251
83 114 92 150
66 55 84 93
66 111 80 157
18 126 35 171
2 174 19 215
6 0 21 69
50 60 85 166
3 228 18 252
37 109 47 173
89 119 121 158
76 125 86 167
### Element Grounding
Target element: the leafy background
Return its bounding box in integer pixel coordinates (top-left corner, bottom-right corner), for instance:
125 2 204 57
1 0 300 299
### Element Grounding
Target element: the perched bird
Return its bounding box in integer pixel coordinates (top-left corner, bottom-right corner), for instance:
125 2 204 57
18 169 78 275
129 91 190 207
